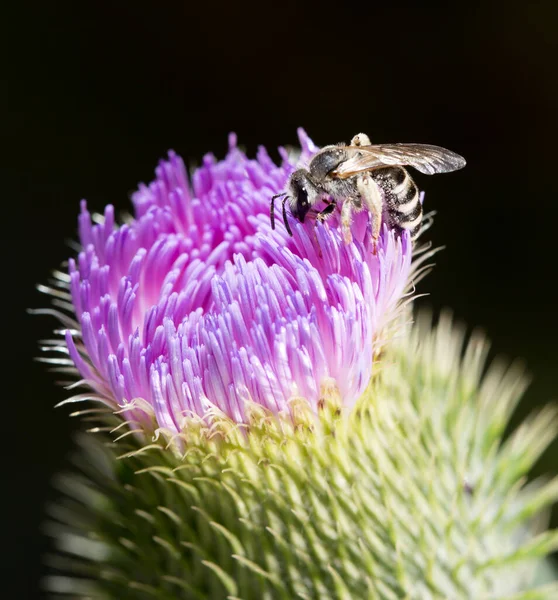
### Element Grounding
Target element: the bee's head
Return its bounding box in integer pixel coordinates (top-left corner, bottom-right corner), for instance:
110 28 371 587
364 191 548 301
288 170 313 223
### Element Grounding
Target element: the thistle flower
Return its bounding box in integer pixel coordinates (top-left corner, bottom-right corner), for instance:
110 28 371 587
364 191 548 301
42 132 558 599
63 130 412 432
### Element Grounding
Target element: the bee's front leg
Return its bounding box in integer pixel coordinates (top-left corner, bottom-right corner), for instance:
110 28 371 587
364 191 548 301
316 201 336 223
310 202 336 258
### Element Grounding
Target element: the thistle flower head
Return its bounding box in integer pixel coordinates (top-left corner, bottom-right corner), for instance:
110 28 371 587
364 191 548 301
64 130 412 432
42 132 558 599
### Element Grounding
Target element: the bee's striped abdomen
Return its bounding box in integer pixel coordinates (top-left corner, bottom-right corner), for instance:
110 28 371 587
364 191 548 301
371 166 422 240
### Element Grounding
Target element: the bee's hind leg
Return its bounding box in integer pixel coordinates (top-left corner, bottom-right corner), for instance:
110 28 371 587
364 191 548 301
350 133 371 147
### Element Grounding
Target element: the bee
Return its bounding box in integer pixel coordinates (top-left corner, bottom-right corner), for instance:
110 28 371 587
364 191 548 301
270 133 466 249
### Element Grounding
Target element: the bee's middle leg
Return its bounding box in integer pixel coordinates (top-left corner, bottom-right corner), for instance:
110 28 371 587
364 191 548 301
357 175 383 253
340 200 354 245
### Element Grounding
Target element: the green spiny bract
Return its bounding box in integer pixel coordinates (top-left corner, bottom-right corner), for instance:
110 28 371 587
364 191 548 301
44 313 558 599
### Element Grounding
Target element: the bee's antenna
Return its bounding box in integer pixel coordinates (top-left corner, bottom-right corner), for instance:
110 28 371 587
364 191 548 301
282 196 293 237
270 193 285 230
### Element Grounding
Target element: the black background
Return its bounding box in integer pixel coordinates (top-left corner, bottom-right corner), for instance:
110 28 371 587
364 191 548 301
4 1 558 597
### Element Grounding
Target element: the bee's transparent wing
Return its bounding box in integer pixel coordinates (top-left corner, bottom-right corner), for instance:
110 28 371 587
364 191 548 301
332 144 466 177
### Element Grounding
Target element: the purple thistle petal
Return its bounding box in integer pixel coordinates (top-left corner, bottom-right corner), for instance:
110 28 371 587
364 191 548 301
65 131 414 431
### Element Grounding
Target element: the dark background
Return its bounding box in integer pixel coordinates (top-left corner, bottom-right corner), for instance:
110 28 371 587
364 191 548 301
4 0 558 597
